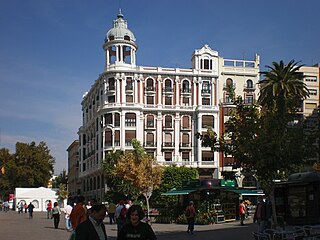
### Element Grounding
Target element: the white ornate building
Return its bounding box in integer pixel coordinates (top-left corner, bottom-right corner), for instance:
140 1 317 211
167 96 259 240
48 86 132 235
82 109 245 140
77 11 260 201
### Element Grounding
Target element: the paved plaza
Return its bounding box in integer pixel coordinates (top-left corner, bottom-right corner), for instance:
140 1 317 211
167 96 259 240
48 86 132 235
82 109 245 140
0 210 257 240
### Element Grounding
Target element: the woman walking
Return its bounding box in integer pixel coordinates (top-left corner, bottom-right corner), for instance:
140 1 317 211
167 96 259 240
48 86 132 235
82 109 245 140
52 202 61 229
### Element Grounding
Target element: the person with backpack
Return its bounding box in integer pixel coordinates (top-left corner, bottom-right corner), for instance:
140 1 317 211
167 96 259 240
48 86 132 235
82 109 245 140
115 200 127 236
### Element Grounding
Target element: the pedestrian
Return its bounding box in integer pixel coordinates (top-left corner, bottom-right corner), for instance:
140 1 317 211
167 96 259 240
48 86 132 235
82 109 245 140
63 203 73 231
239 200 247 225
75 204 108 240
185 201 196 234
117 204 157 240
4 200 9 212
47 200 53 219
24 203 28 213
254 196 268 233
115 200 127 236
52 202 61 229
18 201 24 214
28 202 35 219
70 196 87 231
107 202 116 224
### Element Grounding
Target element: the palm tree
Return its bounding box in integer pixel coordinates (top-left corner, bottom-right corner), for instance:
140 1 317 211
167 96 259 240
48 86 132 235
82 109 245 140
258 60 309 115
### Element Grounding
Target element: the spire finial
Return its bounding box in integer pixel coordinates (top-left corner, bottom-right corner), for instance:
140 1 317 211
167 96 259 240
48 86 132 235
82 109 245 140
117 8 124 19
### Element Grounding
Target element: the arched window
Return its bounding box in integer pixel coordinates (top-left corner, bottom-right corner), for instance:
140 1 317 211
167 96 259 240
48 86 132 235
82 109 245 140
246 79 253 88
146 78 154 91
226 78 233 86
182 80 190 93
165 79 172 88
164 79 173 92
124 35 130 41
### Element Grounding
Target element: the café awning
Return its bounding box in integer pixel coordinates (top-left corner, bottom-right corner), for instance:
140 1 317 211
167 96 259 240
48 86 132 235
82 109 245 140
227 189 264 196
161 189 196 196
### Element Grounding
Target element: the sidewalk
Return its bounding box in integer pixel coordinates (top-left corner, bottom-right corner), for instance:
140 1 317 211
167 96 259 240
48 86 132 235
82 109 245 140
0 210 256 240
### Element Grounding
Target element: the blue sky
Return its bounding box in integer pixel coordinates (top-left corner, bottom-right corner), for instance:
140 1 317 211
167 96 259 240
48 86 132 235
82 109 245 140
0 0 319 174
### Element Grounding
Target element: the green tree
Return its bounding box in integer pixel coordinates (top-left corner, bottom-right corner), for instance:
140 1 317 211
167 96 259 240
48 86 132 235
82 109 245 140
102 149 140 201
0 148 13 198
56 183 68 203
52 169 68 188
152 165 199 217
115 139 163 220
5 141 55 193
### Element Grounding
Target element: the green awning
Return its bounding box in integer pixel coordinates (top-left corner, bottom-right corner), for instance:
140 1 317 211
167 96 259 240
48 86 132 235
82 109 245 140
161 189 196 196
227 189 264 196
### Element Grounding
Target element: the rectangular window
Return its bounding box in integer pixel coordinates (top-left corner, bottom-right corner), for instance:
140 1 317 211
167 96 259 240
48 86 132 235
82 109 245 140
147 96 154 105
125 130 136 146
202 151 214 161
164 152 172 161
126 95 133 103
309 89 317 96
305 76 317 82
202 115 214 128
245 95 254 104
182 152 189 161
202 98 210 105
115 130 120 146
165 97 172 105
108 96 115 103
182 97 189 105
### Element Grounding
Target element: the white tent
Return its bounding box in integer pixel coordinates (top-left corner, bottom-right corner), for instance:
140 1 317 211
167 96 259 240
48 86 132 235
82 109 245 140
15 187 58 212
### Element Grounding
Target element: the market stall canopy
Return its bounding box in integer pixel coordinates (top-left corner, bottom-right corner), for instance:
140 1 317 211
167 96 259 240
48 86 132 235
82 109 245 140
161 189 196 195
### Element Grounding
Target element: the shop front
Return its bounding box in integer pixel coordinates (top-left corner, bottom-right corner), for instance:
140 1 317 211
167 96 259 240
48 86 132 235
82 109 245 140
162 179 264 223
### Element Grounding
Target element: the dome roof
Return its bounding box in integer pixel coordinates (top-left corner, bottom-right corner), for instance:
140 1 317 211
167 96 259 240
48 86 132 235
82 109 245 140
105 11 136 43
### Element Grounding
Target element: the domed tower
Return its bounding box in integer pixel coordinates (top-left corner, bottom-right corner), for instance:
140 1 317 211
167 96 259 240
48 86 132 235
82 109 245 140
103 10 137 70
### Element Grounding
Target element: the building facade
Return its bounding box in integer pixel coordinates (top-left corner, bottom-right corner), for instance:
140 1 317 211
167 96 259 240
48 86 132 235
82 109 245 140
77 12 260 201
67 140 80 198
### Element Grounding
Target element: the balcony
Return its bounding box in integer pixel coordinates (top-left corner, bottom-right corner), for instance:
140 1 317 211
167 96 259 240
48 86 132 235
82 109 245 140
144 142 156 148
163 87 174 94
162 142 175 148
106 86 116 94
243 83 256 91
145 86 156 92
145 121 155 129
163 123 173 130
181 88 191 95
180 143 192 149
201 89 211 95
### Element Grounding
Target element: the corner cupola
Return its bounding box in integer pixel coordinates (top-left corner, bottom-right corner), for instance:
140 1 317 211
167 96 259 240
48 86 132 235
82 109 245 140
103 10 138 70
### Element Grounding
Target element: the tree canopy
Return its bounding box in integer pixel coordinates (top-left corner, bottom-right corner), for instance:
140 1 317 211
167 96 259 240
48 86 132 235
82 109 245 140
0 141 55 198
